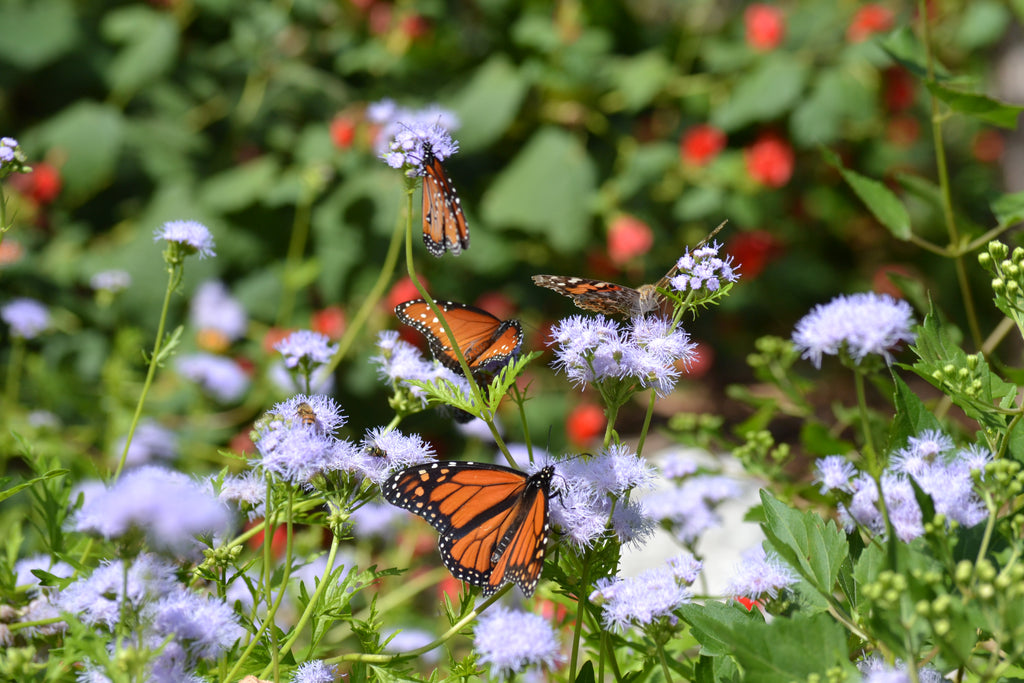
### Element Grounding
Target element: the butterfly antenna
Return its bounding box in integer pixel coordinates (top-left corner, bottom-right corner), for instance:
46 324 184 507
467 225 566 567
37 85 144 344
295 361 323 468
696 219 729 249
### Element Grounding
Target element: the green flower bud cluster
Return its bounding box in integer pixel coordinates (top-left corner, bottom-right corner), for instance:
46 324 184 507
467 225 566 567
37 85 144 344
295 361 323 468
979 241 1024 316
927 352 988 400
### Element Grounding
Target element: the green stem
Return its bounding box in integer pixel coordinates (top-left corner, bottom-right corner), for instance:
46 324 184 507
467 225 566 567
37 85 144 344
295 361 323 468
113 260 181 483
853 369 877 474
278 530 340 664
4 336 25 407
602 401 620 449
277 194 313 328
635 388 657 458
656 641 676 683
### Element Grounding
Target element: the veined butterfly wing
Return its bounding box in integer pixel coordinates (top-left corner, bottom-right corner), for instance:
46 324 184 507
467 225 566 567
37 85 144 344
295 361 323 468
422 144 469 257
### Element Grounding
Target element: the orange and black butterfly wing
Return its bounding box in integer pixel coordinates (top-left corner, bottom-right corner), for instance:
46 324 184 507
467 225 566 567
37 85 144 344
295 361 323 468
395 299 522 375
381 461 554 596
422 145 469 257
532 275 643 317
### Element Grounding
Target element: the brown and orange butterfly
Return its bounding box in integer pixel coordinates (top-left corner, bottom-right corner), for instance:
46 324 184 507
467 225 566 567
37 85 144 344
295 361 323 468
421 142 469 257
382 461 555 596
531 271 676 317
395 299 523 376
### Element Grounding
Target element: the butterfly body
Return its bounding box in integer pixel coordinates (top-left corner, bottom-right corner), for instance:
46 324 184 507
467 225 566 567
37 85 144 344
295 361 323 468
532 275 665 317
395 299 523 376
421 143 469 257
382 461 554 596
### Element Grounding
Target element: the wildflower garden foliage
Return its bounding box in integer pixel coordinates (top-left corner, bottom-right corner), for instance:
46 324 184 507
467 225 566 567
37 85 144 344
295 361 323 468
4 2 1024 683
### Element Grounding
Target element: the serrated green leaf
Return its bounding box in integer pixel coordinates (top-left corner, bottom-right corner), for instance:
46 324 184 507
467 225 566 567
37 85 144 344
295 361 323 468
926 81 1024 129
886 374 942 455
823 149 911 240
712 54 810 132
760 491 848 596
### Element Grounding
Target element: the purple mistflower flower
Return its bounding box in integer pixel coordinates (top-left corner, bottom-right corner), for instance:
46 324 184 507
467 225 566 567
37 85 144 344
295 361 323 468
814 455 857 494
667 551 703 584
473 606 563 678
144 587 244 660
291 660 340 683
909 453 989 529
2 298 50 339
218 470 267 520
371 99 459 158
56 554 178 628
659 451 699 479
252 408 347 485
153 220 216 259
891 429 954 477
90 269 132 293
74 466 233 555
273 394 346 436
0 137 19 165
384 627 439 663
644 475 742 545
882 474 924 542
358 426 436 484
561 444 657 495
275 330 338 369
382 121 458 174
725 546 798 600
175 353 250 403
351 501 407 539
669 241 740 293
370 330 470 406
190 280 248 343
116 419 178 467
590 561 693 632
19 594 65 637
792 292 917 369
14 555 74 595
858 655 944 683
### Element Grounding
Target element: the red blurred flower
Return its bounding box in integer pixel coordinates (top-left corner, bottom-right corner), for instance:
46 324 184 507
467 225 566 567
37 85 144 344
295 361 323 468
727 230 780 280
744 133 794 188
12 162 62 204
872 263 913 298
387 276 426 311
848 4 894 43
736 596 761 611
437 575 462 602
0 240 24 266
566 403 606 446
972 129 1004 164
229 428 255 456
368 2 392 35
682 341 713 379
474 291 518 321
607 215 654 266
680 124 726 166
246 519 288 558
329 114 357 149
399 13 430 39
349 0 375 11
538 599 569 623
745 4 785 51
262 327 293 355
883 67 915 112
312 306 347 340
886 115 920 147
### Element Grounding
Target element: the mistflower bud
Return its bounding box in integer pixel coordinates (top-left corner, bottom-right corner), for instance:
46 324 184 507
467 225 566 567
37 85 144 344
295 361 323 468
943 364 956 375
988 240 1009 261
966 354 980 370
933 619 950 636
932 594 950 613
993 278 1007 296
978 252 993 269
1006 280 1020 296
978 583 995 600
1012 246 1024 264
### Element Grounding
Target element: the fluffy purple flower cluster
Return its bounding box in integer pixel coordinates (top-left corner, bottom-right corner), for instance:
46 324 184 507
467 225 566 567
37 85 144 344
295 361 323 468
0 136 22 168
643 453 742 545
275 330 338 369
153 219 216 259
175 352 251 403
669 241 739 293
370 331 471 406
116 419 178 468
473 606 563 678
792 292 917 369
1 298 50 339
190 280 248 343
590 553 699 631
816 430 991 542
89 269 132 293
549 314 696 397
725 546 798 600
857 655 945 683
57 554 243 682
74 466 232 556
537 445 657 549
369 98 459 164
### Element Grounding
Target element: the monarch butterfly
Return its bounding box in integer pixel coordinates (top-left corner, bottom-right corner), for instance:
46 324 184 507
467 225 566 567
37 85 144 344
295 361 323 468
382 461 555 596
395 299 523 377
421 143 469 257
534 220 729 317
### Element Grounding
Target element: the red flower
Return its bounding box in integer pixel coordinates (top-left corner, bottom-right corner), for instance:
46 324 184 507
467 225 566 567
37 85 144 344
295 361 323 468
14 162 62 204
437 575 462 602
197 329 231 353
312 306 347 340
262 327 293 354
848 5 894 43
886 115 919 147
607 215 654 266
745 4 785 51
883 67 915 112
0 240 24 266
682 342 713 379
368 2 392 35
566 403 606 446
246 519 288 558
329 114 357 149
680 125 726 166
727 230 780 279
744 133 794 188
399 13 430 39
386 276 426 311
229 428 255 456
736 596 761 611
972 129 1004 164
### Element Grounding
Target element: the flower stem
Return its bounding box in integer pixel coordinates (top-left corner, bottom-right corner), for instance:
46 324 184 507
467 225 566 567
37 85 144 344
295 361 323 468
853 369 877 474
4 336 25 407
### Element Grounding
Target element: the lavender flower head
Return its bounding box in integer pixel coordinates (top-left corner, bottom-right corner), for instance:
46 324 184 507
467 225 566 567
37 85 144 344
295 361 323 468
548 314 696 397
473 606 563 678
858 655 945 683
116 419 178 467
190 280 248 343
370 330 471 407
252 395 356 485
669 241 740 293
153 219 216 259
725 545 798 600
14 555 74 595
218 469 267 520
176 353 251 403
814 455 857 494
358 426 436 485
0 136 26 175
56 554 178 628
590 557 695 632
2 298 50 339
369 98 459 158
74 466 233 556
276 330 338 369
643 474 742 545
291 660 340 683
143 587 244 662
792 292 916 369
90 269 132 293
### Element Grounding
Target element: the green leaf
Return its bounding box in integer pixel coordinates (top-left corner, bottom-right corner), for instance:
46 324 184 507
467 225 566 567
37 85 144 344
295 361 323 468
790 69 874 147
760 490 848 596
605 50 675 112
102 6 178 98
823 149 911 240
0 0 78 69
482 127 597 253
486 352 542 414
886 373 942 455
712 54 810 132
0 469 69 504
450 57 529 151
198 157 280 213
926 81 1024 129
991 190 1024 228
956 1 1012 51
32 102 125 202
680 600 759 657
